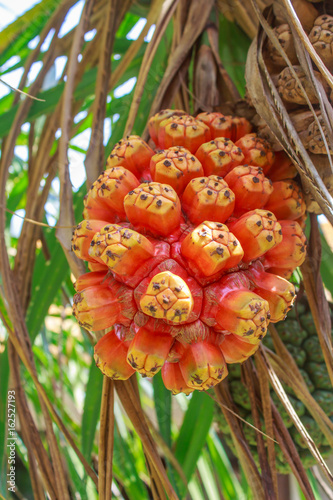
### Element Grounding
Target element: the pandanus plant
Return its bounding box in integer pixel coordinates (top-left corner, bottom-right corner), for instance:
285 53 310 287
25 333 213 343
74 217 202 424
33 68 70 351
1 0 333 499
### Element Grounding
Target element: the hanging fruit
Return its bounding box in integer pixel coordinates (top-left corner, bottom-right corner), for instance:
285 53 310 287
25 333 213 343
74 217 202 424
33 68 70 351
72 109 307 394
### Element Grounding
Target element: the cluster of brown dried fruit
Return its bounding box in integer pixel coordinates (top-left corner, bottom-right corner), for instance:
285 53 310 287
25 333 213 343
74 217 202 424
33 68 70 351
253 0 333 213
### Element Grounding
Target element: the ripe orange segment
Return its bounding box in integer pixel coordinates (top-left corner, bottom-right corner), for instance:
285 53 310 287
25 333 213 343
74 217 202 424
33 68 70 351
265 150 298 181
263 220 307 271
84 167 139 220
264 180 306 220
72 220 111 262
157 114 211 153
201 274 270 343
148 109 185 144
266 267 294 280
139 271 194 323
246 262 296 323
150 146 204 194
182 176 235 225
161 361 194 395
235 133 275 173
224 165 273 215
219 333 260 363
218 291 269 342
106 136 154 179
88 260 109 272
127 324 174 377
231 116 252 142
181 221 244 276
197 112 234 140
228 209 282 262
74 270 108 292
73 280 136 330
94 327 135 380
179 340 228 390
124 182 181 236
83 195 117 223
88 224 154 276
195 138 245 177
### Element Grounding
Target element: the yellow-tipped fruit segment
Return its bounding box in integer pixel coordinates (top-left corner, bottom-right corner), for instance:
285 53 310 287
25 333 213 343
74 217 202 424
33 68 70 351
202 275 270 343
235 134 275 173
72 220 111 262
161 361 194 395
124 182 181 236
139 271 194 323
157 114 211 153
148 109 185 145
224 165 273 215
74 271 108 292
263 220 307 273
73 280 136 330
231 116 253 142
179 340 228 390
83 167 139 220
182 176 235 225
265 151 298 182
195 138 245 177
89 224 154 276
264 180 306 221
220 334 260 364
88 260 109 272
246 262 296 323
215 290 269 343
127 324 174 377
197 112 234 140
94 327 135 380
150 146 204 194
296 212 307 230
181 221 244 277
228 209 282 262
83 197 115 223
106 136 154 179
266 267 294 280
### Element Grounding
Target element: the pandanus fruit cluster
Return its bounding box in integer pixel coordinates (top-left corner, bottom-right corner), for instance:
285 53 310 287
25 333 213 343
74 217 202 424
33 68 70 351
72 109 307 394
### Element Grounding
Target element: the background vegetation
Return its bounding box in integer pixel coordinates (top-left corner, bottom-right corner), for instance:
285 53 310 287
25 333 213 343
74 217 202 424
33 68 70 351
0 1 332 499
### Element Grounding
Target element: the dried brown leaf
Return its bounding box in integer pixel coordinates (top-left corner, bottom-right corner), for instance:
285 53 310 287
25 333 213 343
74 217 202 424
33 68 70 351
242 361 276 499
143 0 216 137
255 353 279 499
260 347 333 487
56 0 94 278
145 414 188 489
257 349 318 500
271 406 315 500
124 0 180 137
217 0 267 39
207 24 241 103
8 343 58 499
84 0 131 186
98 377 114 500
301 214 333 386
115 379 179 500
214 382 266 500
2 313 98 489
